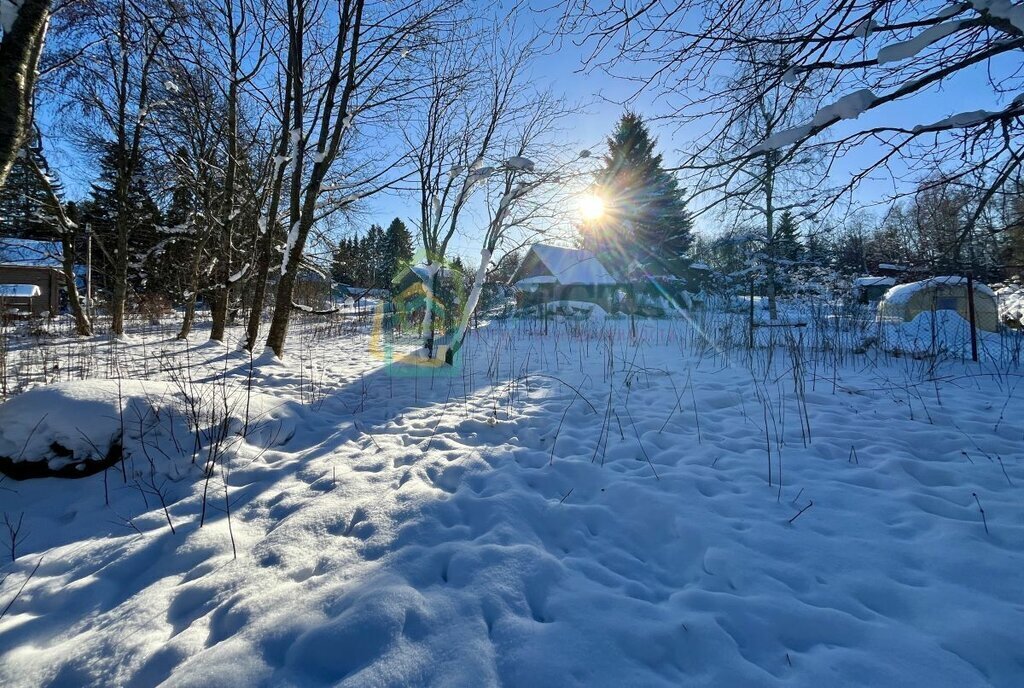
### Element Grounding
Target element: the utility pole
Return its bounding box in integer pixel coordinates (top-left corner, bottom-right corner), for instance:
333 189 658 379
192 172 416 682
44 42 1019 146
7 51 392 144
85 223 92 318
966 270 979 363
966 223 978 363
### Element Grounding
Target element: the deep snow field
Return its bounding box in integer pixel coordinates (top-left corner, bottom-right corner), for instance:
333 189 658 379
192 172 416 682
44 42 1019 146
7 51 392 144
1 313 1023 687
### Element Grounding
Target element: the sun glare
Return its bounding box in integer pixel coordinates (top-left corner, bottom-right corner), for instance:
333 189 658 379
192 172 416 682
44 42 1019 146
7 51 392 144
578 194 605 222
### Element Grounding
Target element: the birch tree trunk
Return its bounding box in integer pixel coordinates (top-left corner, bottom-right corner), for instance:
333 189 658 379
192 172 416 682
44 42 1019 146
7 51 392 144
763 150 778 322
447 247 491 362
0 0 49 189
59 235 92 336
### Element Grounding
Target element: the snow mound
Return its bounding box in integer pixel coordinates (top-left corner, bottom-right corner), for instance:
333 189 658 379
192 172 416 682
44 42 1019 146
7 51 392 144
995 282 1024 326
0 381 176 468
0 379 298 478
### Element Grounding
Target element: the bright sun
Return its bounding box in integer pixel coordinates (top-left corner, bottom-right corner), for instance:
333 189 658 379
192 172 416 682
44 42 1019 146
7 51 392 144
578 194 605 222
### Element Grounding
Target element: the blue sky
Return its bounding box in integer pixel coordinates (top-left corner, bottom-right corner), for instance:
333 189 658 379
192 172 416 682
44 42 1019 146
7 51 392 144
43 2 1022 265
358 13 1022 263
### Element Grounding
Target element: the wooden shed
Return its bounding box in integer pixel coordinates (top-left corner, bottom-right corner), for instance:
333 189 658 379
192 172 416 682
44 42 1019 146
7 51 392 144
510 244 619 310
0 239 65 316
853 276 896 304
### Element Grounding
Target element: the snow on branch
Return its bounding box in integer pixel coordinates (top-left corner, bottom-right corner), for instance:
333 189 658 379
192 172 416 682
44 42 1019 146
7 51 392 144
876 20 966 64
753 90 876 152
971 0 1024 34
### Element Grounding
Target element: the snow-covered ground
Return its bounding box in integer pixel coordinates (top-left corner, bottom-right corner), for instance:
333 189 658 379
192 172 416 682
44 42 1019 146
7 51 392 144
1 314 1023 686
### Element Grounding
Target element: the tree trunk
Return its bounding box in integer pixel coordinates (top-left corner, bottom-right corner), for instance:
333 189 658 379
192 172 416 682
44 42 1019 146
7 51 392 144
178 294 197 340
764 151 778 322
245 139 291 351
247 47 294 351
210 66 239 342
0 0 50 189
209 287 229 341
176 245 207 339
244 239 271 350
110 183 131 336
60 234 92 336
111 276 126 335
265 245 301 357
448 248 491 362
420 264 440 356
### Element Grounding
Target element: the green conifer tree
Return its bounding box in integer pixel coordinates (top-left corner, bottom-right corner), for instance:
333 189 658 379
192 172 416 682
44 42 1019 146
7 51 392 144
585 112 693 276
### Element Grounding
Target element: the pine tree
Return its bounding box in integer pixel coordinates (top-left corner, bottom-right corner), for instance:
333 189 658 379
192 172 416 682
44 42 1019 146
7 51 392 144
1002 190 1024 279
0 145 61 240
331 237 360 286
585 112 693 276
775 209 803 262
382 217 414 282
364 223 386 288
145 184 200 302
80 144 164 296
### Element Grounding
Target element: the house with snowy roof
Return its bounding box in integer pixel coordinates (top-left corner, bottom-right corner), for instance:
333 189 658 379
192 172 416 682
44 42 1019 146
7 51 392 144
853 276 896 303
510 244 620 310
0 238 66 316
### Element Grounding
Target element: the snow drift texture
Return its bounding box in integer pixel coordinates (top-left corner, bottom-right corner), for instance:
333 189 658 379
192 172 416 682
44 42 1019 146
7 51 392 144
0 322 1022 687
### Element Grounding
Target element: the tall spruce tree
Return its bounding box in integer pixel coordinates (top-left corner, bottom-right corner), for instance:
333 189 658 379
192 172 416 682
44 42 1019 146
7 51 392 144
331 219 415 291
775 209 803 262
364 223 386 288
331 237 360 286
0 146 61 239
382 217 414 282
80 144 163 298
585 112 692 276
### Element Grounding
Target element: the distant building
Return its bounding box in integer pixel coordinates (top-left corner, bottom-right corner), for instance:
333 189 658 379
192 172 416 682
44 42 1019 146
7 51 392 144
0 238 65 316
853 276 896 304
510 244 619 310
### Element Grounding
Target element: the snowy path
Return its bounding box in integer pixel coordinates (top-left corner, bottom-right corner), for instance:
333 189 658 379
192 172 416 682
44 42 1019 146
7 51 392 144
1 320 1023 687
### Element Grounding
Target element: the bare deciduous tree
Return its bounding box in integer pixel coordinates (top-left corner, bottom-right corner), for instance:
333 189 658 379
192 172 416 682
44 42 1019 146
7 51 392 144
562 0 1024 249
59 0 178 335
404 27 559 356
262 0 452 357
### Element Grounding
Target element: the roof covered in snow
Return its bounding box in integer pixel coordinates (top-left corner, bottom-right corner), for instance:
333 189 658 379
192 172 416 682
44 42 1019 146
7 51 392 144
882 276 996 306
854 276 896 287
0 284 42 298
398 264 453 284
517 244 616 286
0 238 63 268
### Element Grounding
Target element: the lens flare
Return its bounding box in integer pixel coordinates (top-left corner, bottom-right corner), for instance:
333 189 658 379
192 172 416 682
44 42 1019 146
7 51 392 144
578 195 605 222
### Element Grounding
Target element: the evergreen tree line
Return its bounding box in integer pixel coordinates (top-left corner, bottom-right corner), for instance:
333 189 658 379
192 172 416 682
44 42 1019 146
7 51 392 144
330 218 415 291
693 178 1024 287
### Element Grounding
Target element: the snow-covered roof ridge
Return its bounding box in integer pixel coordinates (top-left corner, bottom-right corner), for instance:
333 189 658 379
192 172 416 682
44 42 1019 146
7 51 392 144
854 276 896 286
524 243 617 286
0 237 63 268
882 275 996 305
